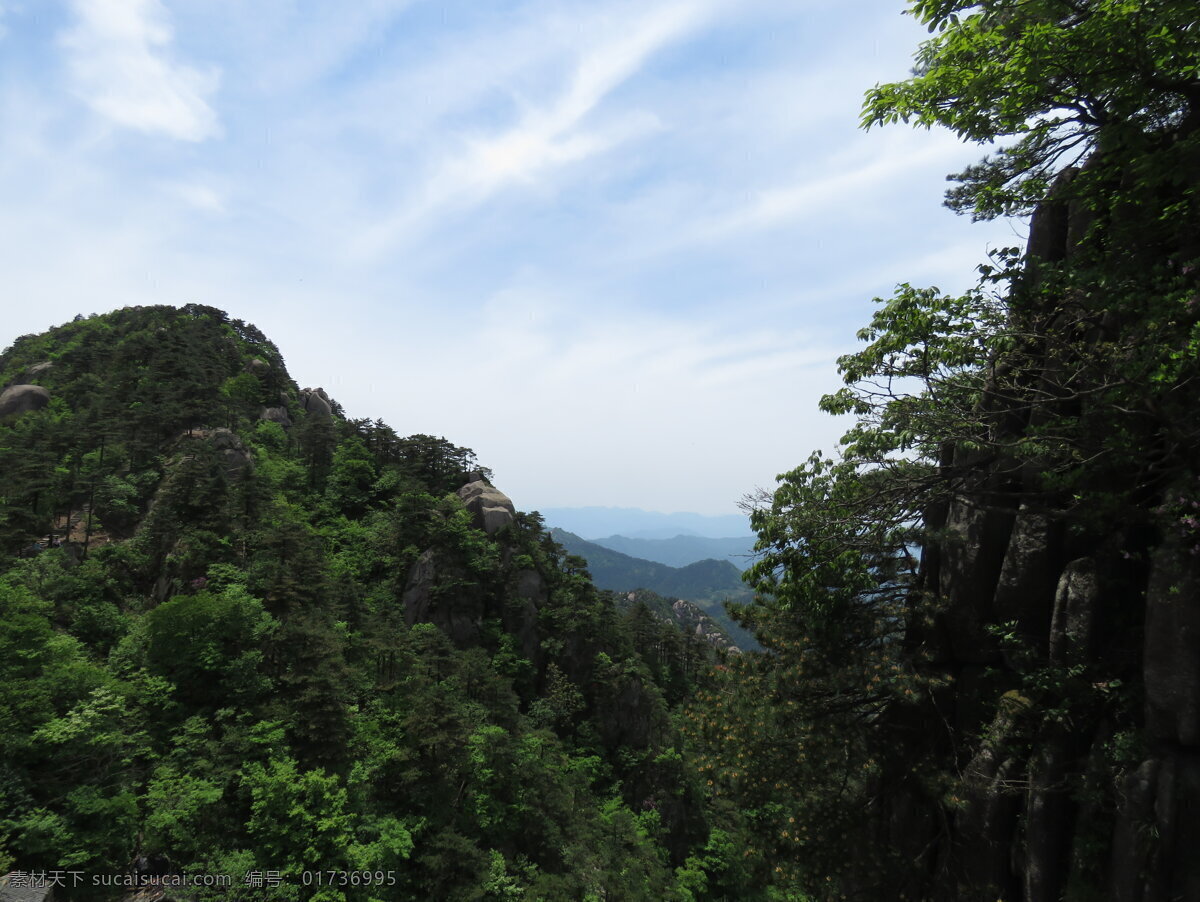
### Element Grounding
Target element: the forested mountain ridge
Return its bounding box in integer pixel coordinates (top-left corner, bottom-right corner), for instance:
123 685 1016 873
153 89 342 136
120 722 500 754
549 529 757 651
610 589 742 657
548 529 750 606
0 304 737 899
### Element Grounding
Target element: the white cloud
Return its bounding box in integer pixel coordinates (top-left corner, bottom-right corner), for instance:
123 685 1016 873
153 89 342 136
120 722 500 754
165 178 225 213
62 0 220 141
692 130 973 243
310 275 847 514
354 1 713 256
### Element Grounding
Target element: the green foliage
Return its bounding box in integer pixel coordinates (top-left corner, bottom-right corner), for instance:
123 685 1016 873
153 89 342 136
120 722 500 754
0 305 717 898
143 764 224 859
864 0 1200 219
145 587 275 707
242 757 354 875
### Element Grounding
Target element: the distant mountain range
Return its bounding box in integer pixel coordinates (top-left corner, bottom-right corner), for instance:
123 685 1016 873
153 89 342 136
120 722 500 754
589 534 757 571
538 506 753 540
550 528 758 650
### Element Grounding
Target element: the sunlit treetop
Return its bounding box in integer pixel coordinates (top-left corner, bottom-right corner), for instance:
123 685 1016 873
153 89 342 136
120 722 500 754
864 0 1200 217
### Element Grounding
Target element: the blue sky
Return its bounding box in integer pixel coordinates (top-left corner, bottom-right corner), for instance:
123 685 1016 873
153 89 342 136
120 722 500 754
0 0 1022 516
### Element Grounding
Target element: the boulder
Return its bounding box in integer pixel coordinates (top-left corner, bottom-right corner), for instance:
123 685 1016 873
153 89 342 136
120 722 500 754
458 479 516 535
245 357 271 375
0 384 50 419
299 387 332 420
24 361 54 380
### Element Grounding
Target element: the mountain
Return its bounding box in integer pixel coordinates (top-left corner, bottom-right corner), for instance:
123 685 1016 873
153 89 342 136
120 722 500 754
549 529 749 602
550 528 758 650
589 534 757 570
610 588 741 656
538 506 753 540
0 305 731 897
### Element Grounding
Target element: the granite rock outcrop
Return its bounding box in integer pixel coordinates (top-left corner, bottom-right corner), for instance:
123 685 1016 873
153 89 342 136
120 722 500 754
0 384 50 419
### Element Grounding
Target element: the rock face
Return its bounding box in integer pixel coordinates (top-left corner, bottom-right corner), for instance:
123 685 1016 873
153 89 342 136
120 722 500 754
398 476 673 776
210 428 251 474
298 387 332 420
509 569 546 663
457 478 516 535
259 406 292 428
668 598 739 654
402 549 484 645
0 384 50 419
882 168 1200 901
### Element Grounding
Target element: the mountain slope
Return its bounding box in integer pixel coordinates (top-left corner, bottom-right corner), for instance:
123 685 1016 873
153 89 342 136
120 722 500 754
551 528 757 650
0 305 722 897
590 534 756 570
549 529 749 601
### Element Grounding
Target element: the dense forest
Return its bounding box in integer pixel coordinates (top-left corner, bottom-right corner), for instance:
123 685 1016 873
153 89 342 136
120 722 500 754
2 1 1199 900
0 303 731 899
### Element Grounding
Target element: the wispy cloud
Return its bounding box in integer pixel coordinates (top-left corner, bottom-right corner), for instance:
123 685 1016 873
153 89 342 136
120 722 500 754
164 179 226 214
198 0 417 96
318 274 846 512
684 130 972 245
62 0 220 141
354 1 714 256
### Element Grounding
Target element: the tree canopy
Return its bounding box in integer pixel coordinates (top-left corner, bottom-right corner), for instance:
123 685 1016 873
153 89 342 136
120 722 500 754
866 0 1200 219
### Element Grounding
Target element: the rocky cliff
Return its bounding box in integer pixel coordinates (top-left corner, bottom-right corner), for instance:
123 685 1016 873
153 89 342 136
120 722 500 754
895 168 1200 901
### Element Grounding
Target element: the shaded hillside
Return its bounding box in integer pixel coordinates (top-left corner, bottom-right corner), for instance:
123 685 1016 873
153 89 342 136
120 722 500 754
551 528 757 650
590 534 755 570
610 588 740 656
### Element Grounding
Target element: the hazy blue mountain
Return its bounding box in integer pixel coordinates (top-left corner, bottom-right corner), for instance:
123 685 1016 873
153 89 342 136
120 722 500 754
539 506 753 540
623 526 703 539
590 534 757 570
551 528 758 650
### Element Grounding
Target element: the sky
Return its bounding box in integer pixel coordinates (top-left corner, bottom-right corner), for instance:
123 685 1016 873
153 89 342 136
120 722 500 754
0 0 1024 517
